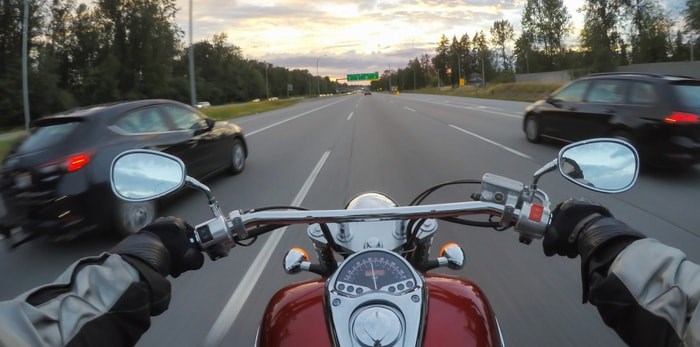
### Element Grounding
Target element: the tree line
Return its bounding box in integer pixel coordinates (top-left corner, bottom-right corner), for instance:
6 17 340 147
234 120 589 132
373 0 700 91
2 0 700 127
0 0 339 128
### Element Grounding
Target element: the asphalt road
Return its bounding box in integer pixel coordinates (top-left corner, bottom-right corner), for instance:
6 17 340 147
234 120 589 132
1 92 699 346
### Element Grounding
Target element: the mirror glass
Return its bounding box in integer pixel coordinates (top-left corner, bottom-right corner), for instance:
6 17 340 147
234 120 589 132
111 151 185 201
559 140 638 193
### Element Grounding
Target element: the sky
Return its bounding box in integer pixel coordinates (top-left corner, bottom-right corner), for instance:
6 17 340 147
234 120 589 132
173 0 687 82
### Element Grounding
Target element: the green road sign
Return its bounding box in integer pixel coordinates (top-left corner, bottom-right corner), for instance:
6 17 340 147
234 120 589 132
347 72 379 81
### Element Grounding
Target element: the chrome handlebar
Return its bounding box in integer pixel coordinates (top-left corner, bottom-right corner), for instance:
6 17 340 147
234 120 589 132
191 194 552 260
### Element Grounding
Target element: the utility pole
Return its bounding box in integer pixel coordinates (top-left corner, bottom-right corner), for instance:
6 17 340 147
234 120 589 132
264 62 269 99
188 0 196 106
388 63 392 92
457 52 462 86
316 57 321 97
481 56 486 88
413 67 416 90
22 0 30 130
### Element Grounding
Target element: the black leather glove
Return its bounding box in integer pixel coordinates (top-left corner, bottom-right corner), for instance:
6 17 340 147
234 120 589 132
543 197 614 258
111 217 204 277
544 198 646 302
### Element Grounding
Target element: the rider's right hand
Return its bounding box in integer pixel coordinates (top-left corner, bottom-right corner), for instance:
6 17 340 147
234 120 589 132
543 197 643 259
111 216 204 278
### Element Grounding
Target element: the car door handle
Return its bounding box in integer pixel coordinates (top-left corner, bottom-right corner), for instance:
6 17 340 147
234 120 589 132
604 107 616 113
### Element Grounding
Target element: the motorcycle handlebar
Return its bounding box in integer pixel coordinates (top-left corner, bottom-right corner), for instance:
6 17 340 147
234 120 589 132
193 199 550 260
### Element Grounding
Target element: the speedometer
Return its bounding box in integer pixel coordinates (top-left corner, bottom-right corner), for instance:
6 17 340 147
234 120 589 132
335 251 415 294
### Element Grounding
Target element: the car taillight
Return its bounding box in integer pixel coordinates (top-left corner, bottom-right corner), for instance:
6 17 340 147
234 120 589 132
66 153 91 172
664 112 699 124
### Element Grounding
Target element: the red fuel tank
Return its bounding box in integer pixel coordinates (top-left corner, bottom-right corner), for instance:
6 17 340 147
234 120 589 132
256 274 502 346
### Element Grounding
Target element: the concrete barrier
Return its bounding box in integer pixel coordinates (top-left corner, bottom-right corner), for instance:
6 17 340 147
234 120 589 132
516 61 700 83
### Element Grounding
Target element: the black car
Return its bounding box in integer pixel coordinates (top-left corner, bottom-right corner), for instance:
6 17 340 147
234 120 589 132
0 99 248 241
523 72 700 168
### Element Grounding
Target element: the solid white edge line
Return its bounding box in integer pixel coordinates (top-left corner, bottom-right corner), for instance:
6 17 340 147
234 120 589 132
347 112 353 120
415 98 520 118
403 106 416 112
449 124 533 160
203 150 332 346
246 99 345 137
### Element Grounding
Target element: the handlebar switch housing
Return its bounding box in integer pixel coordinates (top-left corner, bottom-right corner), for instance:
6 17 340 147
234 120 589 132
479 174 523 207
514 189 551 241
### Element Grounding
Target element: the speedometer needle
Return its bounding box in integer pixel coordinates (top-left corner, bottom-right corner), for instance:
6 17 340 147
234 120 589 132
370 262 378 290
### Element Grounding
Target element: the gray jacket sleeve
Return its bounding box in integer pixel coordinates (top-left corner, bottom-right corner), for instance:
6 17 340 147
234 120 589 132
0 253 171 347
588 238 700 346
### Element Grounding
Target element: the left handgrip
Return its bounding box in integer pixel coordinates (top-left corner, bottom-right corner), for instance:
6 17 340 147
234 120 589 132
194 217 234 260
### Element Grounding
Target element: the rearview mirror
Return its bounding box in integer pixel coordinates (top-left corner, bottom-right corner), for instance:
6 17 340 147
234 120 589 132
558 139 639 193
111 150 186 201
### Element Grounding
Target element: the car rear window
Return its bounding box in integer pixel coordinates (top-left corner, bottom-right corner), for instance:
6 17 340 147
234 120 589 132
17 121 81 153
673 82 700 108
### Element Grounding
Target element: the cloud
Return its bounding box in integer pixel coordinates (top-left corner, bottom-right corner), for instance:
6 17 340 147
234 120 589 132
173 0 680 77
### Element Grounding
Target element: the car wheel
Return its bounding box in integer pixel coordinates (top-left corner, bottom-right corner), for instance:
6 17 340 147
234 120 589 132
114 199 157 236
229 139 246 175
524 116 541 143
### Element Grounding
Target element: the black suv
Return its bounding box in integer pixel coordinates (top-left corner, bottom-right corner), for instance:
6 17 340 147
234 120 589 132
0 99 248 243
523 73 700 168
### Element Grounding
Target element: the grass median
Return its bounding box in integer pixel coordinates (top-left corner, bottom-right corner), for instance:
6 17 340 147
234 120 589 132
200 98 302 120
409 82 564 102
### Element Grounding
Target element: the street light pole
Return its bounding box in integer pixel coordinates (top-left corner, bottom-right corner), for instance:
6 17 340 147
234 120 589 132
188 0 196 106
22 0 30 130
316 56 325 97
413 67 416 90
264 62 269 99
457 52 462 86
389 63 392 92
481 56 486 87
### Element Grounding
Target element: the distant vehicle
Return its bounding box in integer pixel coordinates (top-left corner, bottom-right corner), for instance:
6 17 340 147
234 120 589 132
523 72 700 169
0 99 248 242
252 98 261 103
268 97 279 101
364 91 371 95
195 101 211 108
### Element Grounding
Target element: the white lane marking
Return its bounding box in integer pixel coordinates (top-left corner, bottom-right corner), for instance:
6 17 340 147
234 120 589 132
247 99 345 137
347 112 353 120
203 150 331 346
355 104 358 108
449 124 533 160
418 100 523 119
403 107 416 112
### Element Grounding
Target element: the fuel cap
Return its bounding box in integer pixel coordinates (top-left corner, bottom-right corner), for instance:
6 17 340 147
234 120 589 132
352 306 402 346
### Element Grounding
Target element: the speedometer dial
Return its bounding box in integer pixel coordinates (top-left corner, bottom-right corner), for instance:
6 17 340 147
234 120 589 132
336 251 414 293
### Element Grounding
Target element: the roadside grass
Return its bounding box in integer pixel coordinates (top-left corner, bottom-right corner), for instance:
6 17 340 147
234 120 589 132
200 98 302 120
0 139 16 162
409 82 564 102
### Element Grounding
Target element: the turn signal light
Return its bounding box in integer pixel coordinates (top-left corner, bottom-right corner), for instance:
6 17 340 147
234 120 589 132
664 112 699 124
66 153 91 172
440 242 459 255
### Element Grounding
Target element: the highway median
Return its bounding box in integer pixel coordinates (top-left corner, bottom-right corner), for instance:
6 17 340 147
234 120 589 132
409 82 564 102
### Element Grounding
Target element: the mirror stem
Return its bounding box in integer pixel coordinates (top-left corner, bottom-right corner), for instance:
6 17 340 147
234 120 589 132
186 176 223 217
531 159 557 190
